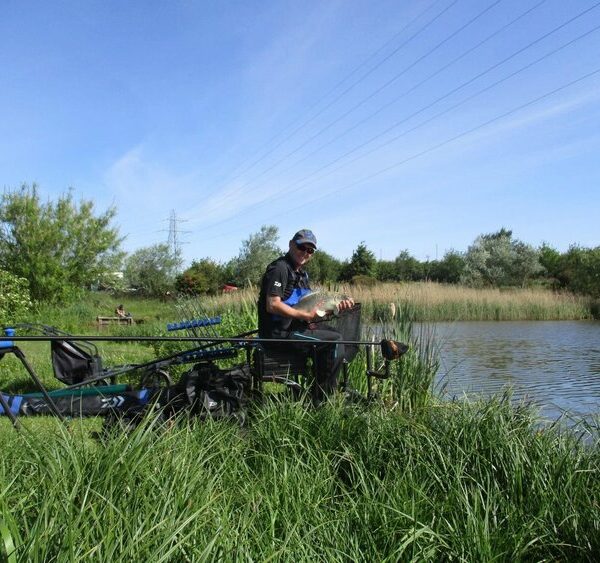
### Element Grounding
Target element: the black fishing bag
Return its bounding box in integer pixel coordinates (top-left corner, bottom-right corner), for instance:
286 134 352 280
100 361 252 432
176 361 252 423
51 339 103 385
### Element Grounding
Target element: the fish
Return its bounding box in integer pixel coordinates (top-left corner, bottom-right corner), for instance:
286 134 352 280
292 291 350 318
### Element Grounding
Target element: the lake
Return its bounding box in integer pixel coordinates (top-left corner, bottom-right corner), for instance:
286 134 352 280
432 321 600 422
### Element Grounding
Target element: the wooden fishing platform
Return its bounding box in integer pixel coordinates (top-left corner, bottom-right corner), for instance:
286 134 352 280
96 316 134 327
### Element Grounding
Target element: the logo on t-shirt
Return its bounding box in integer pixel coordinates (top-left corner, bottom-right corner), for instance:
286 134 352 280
273 281 282 287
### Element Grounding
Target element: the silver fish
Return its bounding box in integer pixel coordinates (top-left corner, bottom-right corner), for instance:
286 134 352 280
293 291 347 318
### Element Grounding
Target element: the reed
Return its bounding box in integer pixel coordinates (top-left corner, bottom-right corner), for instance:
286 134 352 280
187 282 591 322
335 282 591 321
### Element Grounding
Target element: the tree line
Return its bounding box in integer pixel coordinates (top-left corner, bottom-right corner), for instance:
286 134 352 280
0 185 598 317
176 227 600 299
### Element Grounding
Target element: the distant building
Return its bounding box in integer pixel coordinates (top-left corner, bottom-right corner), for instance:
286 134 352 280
221 284 238 293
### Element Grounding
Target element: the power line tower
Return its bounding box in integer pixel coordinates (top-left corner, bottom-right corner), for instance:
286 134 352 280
166 210 190 258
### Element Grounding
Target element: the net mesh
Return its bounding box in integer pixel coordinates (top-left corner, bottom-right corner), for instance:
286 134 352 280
319 303 361 362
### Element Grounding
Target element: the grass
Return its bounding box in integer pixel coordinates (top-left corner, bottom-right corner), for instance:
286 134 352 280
1 293 598 560
1 402 598 561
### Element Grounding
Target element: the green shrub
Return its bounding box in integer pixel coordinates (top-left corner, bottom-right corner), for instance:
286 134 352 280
0 269 32 325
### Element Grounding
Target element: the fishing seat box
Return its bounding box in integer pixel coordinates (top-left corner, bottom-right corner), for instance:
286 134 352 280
251 345 310 390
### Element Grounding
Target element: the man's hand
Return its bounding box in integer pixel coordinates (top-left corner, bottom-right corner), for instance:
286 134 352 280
337 297 355 312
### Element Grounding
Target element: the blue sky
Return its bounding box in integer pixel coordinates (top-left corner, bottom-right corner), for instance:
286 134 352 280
1 0 599 266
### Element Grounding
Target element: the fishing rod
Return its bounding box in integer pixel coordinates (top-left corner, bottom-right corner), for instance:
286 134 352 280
0 334 402 349
0 332 408 403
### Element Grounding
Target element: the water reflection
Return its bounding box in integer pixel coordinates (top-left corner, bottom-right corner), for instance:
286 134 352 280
433 321 600 422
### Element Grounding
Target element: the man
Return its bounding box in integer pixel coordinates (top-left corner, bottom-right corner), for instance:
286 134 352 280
257 229 353 403
115 304 131 318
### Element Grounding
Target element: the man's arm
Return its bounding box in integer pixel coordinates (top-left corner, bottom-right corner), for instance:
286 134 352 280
266 295 318 323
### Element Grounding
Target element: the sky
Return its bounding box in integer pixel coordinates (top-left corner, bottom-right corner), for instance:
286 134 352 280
1 0 599 266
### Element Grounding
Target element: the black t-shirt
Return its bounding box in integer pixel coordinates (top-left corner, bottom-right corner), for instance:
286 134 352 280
258 253 310 338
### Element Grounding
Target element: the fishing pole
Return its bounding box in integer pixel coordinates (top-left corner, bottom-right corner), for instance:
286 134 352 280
0 334 399 348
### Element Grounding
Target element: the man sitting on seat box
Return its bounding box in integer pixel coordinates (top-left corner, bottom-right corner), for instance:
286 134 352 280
115 304 132 319
257 229 354 404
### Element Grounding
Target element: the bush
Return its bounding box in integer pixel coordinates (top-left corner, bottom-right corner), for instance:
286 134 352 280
0 184 123 303
0 269 32 325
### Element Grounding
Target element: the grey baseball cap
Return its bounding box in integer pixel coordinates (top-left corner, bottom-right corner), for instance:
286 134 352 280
292 229 317 248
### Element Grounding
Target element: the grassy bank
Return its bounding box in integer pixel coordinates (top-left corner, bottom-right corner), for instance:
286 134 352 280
1 401 598 561
1 296 598 560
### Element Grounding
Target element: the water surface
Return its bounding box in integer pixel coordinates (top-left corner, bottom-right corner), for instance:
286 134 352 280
433 321 600 422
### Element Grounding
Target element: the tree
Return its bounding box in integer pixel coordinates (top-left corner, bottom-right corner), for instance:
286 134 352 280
228 225 281 287
559 245 600 298
462 228 542 287
341 242 377 282
305 249 342 283
175 258 225 295
429 250 466 284
394 250 424 282
538 243 565 289
124 243 181 296
0 184 123 302
376 260 397 282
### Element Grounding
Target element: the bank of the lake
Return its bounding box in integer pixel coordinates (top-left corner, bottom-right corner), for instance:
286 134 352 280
1 294 598 560
1 399 599 561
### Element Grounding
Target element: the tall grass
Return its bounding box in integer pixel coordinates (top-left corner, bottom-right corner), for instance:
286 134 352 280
1 402 598 560
11 283 590 332
185 282 592 322
338 282 591 321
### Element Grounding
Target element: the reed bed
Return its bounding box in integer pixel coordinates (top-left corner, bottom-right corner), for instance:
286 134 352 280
192 283 591 322
335 282 590 321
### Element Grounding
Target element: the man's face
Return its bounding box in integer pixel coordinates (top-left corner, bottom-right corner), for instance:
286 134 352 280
289 240 316 268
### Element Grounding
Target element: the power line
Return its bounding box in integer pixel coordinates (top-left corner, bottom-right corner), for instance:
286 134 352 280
193 1 599 236
286 17 600 193
230 65 600 238
260 0 549 188
199 64 600 242
195 0 461 205
207 0 504 214
213 0 595 214
215 0 450 186
283 67 600 216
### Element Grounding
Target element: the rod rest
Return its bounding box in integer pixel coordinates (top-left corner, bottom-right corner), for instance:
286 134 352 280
177 347 239 363
367 364 392 379
166 317 222 331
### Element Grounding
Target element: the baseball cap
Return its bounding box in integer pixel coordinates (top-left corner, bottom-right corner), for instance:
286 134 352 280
292 229 317 248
